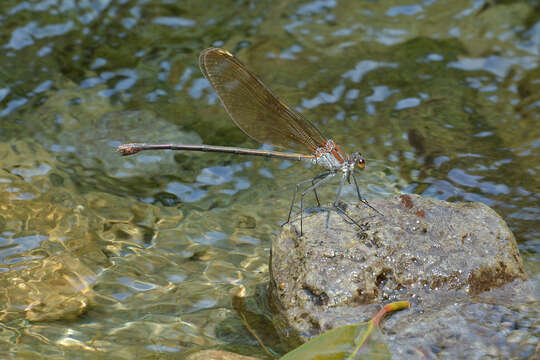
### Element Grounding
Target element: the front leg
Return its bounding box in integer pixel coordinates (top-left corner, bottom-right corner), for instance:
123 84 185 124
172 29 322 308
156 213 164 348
351 173 383 216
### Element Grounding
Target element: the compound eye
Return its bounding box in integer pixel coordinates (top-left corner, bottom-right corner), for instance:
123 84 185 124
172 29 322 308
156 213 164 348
351 152 366 169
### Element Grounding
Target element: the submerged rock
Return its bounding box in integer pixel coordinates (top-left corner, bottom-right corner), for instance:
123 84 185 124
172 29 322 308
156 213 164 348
269 194 533 358
186 350 261 360
0 254 97 322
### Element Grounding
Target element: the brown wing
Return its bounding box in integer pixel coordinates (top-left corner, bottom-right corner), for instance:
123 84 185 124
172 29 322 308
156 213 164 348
199 48 327 153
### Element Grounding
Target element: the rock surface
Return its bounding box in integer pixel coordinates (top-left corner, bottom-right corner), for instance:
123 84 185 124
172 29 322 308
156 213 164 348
186 350 261 360
0 253 97 322
269 195 533 358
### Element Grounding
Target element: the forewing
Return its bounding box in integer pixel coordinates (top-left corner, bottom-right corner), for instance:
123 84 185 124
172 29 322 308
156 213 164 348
199 48 327 153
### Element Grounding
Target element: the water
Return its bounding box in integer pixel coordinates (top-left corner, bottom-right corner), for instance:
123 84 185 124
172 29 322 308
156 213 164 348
0 0 538 358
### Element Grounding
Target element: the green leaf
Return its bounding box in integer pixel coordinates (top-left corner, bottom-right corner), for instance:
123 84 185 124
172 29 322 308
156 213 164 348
279 301 409 360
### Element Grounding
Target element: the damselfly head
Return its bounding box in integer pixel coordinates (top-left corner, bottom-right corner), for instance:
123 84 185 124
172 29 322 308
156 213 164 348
351 152 366 169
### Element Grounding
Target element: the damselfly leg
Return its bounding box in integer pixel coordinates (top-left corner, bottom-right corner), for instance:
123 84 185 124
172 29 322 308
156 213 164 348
286 171 332 226
298 172 336 235
351 173 384 216
284 171 382 235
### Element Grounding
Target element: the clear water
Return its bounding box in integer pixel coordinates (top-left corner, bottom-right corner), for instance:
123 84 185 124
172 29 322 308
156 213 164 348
0 0 538 358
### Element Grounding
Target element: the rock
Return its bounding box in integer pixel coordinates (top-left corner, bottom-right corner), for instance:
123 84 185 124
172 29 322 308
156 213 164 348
269 195 532 357
185 349 261 360
0 254 97 322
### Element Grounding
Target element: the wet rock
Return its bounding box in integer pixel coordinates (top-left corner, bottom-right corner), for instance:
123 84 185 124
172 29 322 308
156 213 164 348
0 167 162 322
269 194 533 357
0 254 97 322
186 349 261 360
